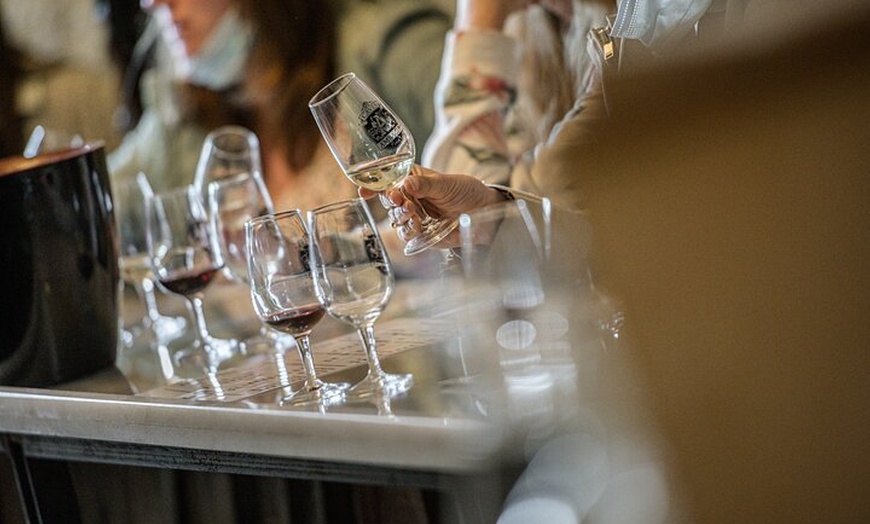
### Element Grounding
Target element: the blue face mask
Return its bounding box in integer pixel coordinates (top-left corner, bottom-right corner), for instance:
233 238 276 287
611 0 713 52
167 9 255 90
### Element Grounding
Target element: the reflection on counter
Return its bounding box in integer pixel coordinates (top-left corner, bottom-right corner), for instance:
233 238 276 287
104 216 671 523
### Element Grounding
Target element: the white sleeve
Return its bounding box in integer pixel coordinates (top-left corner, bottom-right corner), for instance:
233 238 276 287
421 30 522 184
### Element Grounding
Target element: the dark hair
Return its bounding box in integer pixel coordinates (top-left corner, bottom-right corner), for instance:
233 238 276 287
97 0 148 72
98 0 149 131
182 0 337 174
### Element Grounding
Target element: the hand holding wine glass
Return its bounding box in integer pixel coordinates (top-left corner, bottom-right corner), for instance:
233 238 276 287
146 185 241 375
308 197 413 398
309 72 457 256
245 210 350 406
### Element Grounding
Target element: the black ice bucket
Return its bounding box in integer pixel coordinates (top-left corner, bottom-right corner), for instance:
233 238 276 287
0 144 119 387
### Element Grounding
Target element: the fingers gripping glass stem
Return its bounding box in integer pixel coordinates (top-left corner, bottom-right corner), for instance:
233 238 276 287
308 72 457 256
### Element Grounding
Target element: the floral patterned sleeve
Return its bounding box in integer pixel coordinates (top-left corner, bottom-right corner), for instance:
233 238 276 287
423 11 608 208
421 29 522 184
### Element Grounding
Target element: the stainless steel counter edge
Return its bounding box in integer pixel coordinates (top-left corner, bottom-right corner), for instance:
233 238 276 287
0 386 507 473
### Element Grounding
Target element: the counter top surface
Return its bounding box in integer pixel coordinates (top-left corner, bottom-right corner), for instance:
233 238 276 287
0 279 520 474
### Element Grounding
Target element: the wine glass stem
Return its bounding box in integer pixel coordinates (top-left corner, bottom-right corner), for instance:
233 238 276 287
294 335 321 390
187 293 212 346
398 188 436 227
139 276 162 322
356 324 385 379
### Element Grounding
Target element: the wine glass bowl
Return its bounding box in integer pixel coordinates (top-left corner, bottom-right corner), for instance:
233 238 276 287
146 185 241 375
245 210 350 406
308 197 413 398
309 72 457 256
194 125 263 203
208 172 273 282
208 172 294 355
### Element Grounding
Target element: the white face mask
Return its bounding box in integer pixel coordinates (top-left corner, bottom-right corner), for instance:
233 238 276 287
163 8 255 90
611 0 713 52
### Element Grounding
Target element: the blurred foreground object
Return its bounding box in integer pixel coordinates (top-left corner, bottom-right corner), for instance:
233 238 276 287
578 1 870 522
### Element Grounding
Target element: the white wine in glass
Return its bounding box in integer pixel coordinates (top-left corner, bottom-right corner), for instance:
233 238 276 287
309 72 457 256
114 172 187 346
344 152 414 192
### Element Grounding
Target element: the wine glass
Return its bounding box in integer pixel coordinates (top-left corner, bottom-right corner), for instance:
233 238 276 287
146 185 241 375
455 199 549 378
309 72 457 256
245 210 350 406
23 124 85 158
308 197 413 398
208 172 293 354
114 172 188 347
460 199 546 292
193 125 263 204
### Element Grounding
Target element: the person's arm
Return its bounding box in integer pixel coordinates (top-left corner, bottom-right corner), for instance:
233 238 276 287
421 24 522 184
511 78 608 212
426 2 611 211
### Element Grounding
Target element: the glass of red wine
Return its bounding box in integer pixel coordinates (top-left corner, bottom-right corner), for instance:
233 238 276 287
146 185 241 375
245 209 350 406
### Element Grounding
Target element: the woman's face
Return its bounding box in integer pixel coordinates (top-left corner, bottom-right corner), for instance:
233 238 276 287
145 0 233 56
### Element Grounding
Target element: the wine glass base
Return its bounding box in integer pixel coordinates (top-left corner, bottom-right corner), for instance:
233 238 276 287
241 329 294 357
348 372 414 399
403 218 458 256
437 374 482 389
149 314 188 344
280 380 350 407
172 336 241 376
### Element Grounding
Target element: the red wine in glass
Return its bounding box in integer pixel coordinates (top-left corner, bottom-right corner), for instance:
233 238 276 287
158 267 223 296
245 209 350 405
264 305 326 337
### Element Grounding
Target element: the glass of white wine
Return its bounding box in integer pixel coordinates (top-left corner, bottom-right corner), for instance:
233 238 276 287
309 72 457 256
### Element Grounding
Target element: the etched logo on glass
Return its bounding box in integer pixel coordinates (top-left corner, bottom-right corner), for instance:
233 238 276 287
364 233 388 275
359 101 402 151
298 237 310 272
